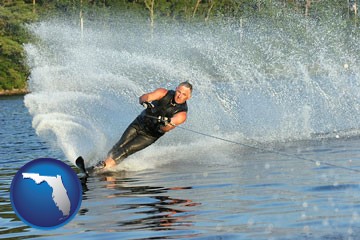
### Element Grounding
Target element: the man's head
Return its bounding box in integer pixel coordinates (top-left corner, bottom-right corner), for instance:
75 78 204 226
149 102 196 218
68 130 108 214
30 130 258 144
174 81 192 104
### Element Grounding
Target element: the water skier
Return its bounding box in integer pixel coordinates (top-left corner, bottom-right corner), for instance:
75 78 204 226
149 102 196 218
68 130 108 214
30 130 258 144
89 81 192 172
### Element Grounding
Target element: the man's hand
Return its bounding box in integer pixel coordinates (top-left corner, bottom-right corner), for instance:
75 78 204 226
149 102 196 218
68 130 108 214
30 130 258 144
157 116 170 125
141 101 154 109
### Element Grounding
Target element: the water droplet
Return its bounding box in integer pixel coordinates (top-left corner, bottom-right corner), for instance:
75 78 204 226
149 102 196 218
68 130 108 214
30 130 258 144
247 218 254 226
352 212 359 221
322 219 329 226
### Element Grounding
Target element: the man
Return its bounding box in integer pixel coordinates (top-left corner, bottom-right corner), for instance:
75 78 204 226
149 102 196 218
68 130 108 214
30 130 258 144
91 81 192 172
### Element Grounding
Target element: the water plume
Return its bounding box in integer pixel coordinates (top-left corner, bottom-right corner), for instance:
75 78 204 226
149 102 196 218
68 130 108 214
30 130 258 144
24 13 360 168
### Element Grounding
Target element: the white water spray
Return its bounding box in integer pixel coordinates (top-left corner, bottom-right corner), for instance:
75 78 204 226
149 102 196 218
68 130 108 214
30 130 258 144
24 14 360 168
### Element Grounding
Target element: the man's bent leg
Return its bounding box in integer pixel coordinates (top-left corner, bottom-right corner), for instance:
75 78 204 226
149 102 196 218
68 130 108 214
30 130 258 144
109 131 159 166
100 134 158 171
92 121 140 171
116 133 159 162
109 122 139 156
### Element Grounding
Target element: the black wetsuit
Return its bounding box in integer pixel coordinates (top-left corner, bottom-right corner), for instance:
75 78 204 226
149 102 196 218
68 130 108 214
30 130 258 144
109 90 188 163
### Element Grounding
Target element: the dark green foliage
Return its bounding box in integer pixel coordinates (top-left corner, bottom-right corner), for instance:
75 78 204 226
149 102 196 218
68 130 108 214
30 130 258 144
0 0 359 91
0 0 36 90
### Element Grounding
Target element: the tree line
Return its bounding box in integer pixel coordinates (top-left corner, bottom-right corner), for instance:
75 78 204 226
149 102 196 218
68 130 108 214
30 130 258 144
0 0 359 92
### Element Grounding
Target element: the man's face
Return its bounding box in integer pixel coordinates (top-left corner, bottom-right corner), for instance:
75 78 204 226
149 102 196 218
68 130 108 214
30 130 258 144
174 85 192 104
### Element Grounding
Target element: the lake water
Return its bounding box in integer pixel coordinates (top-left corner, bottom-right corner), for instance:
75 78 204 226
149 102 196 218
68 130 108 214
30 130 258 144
1 95 360 239
3 11 360 239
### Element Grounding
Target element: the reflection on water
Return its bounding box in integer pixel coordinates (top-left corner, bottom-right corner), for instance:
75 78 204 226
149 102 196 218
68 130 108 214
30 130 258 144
79 172 200 237
79 172 200 234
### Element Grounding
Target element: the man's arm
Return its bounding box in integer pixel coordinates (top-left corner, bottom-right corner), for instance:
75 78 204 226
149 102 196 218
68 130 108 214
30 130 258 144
139 88 168 104
160 111 187 132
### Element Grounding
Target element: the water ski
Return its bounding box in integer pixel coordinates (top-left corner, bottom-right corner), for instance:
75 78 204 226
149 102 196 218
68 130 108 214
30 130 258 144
75 156 89 176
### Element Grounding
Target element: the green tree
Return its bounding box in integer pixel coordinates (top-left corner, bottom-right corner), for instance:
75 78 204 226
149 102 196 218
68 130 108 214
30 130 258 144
0 0 37 91
1 0 359 93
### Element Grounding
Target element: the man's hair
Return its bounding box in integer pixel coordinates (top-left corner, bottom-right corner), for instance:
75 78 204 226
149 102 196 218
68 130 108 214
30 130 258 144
178 81 193 92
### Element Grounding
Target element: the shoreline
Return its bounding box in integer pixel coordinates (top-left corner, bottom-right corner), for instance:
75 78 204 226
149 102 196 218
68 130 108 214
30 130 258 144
0 88 29 96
